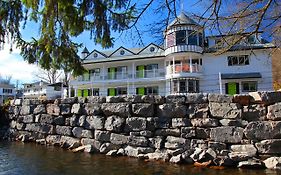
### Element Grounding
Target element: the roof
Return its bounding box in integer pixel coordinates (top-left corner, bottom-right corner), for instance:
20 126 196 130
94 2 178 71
82 47 89 54
48 82 67 87
221 72 262 79
168 12 200 28
206 44 276 53
0 83 14 88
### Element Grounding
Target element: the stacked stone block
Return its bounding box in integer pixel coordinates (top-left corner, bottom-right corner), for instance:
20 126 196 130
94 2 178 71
6 92 281 169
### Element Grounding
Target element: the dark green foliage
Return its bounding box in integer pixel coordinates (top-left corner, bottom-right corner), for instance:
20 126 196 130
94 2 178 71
0 0 136 76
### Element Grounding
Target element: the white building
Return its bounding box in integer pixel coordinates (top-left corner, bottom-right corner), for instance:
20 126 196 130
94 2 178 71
23 81 67 100
69 12 274 97
0 83 15 105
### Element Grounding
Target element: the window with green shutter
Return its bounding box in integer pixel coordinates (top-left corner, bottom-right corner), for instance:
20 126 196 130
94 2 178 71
77 89 82 97
137 87 145 95
108 88 116 96
136 65 145 78
108 67 117 79
83 89 89 97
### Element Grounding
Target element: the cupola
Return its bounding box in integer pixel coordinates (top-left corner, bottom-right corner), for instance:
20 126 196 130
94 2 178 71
164 12 204 56
81 47 89 59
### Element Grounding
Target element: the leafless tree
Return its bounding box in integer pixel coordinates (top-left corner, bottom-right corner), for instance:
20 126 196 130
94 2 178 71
0 74 12 85
33 68 62 84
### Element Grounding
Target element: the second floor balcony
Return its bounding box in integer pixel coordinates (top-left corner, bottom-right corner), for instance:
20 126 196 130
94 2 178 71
166 63 202 74
76 69 165 83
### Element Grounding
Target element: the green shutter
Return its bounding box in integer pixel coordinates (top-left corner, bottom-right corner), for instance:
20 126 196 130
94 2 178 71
83 89 89 97
228 82 237 95
137 87 145 95
108 67 116 79
108 88 116 96
137 65 145 78
77 89 82 97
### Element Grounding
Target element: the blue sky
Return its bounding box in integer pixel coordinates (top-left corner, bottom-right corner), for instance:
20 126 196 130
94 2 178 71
0 0 207 85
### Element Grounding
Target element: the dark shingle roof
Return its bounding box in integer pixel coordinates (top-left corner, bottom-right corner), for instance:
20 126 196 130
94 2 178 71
168 12 200 27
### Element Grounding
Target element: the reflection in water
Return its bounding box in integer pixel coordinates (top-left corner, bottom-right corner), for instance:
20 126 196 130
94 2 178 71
0 141 280 175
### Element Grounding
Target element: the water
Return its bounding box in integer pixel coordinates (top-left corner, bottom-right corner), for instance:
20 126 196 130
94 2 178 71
0 141 280 175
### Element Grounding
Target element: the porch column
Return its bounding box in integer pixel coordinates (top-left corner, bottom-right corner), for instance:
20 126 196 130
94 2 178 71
132 62 135 79
74 88 77 97
68 85 71 98
189 56 193 73
172 57 175 74
102 64 105 80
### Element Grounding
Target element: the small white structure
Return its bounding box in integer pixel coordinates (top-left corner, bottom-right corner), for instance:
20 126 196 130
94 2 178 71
23 81 67 100
69 12 274 97
0 83 15 105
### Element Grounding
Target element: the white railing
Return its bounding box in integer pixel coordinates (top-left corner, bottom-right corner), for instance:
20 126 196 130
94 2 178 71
166 64 202 74
74 69 165 83
135 69 165 79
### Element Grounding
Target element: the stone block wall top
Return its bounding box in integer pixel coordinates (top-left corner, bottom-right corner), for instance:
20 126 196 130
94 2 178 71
249 91 281 105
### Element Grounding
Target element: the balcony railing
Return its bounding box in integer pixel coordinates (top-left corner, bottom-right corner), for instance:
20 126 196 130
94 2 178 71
75 69 165 82
166 64 202 74
135 69 165 79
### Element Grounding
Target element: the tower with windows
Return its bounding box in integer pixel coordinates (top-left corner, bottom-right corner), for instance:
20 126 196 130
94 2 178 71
164 12 204 94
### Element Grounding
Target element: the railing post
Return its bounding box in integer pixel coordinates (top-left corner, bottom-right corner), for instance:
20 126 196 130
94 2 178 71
189 56 193 73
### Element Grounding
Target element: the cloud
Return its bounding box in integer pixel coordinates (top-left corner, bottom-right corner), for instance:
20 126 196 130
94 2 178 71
0 43 38 84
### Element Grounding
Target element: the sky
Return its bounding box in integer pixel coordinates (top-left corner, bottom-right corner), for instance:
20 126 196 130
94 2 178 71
0 0 216 85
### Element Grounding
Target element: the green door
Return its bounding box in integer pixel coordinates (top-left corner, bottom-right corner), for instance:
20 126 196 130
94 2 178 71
108 88 116 96
137 87 145 95
226 82 239 95
83 89 89 97
108 68 116 79
77 89 82 97
136 65 145 78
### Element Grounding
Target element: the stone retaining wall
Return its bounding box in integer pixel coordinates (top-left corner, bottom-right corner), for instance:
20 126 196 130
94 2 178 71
6 92 281 169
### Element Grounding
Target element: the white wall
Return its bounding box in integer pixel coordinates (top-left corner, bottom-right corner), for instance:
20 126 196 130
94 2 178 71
200 50 273 93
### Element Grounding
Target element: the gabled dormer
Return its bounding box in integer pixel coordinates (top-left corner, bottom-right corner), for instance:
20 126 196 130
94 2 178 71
109 46 135 57
137 43 164 55
164 12 204 56
85 49 108 61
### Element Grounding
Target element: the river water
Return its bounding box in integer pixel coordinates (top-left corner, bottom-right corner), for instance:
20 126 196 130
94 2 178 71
0 141 280 175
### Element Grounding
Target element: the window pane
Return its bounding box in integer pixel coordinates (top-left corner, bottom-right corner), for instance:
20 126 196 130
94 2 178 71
167 33 175 47
199 33 203 47
242 81 257 92
188 30 198 45
179 80 186 93
176 30 186 45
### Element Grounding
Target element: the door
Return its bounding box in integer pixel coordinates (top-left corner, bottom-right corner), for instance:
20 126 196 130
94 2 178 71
136 87 145 95
136 65 145 78
225 82 239 95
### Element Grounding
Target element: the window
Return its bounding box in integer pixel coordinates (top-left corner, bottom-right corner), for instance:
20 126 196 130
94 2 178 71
192 59 203 65
146 87 158 95
228 55 249 66
93 53 98 58
188 30 198 45
247 36 256 44
171 78 199 94
242 81 257 92
120 50 125 55
137 87 158 95
90 68 100 76
92 88 99 96
199 33 203 47
215 39 223 48
150 47 155 52
117 87 127 95
179 80 186 93
3 89 12 94
176 30 186 45
166 33 175 47
146 64 158 70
